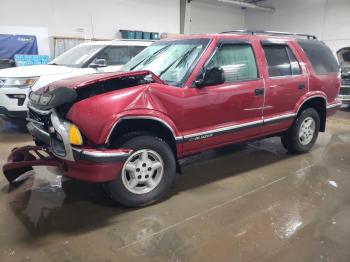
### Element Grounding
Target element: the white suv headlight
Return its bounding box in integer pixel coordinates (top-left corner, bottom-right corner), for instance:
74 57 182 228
0 77 39 88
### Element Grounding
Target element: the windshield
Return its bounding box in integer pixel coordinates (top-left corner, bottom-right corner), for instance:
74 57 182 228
121 38 211 86
50 44 104 67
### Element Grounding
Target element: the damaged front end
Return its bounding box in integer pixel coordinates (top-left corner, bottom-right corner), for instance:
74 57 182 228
2 70 159 184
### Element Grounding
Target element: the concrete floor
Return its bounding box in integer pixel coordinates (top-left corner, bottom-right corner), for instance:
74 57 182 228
0 107 350 262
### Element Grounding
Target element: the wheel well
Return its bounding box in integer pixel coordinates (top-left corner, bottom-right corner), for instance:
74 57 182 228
108 118 181 172
297 97 327 132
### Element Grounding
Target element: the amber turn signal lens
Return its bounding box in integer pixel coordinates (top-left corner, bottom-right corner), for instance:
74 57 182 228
69 124 83 145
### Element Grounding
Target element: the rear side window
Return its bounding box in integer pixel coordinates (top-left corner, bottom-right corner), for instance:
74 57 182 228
262 44 301 77
207 44 258 82
298 40 339 75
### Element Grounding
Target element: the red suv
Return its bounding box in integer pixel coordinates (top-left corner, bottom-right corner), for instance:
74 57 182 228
4 31 341 207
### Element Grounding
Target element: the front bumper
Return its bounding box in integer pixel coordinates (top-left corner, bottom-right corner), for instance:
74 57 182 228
0 107 27 120
3 106 133 183
339 85 350 104
338 94 350 104
0 87 29 119
2 145 131 183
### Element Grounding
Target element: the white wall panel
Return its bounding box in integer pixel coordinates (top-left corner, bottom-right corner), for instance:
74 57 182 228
0 0 180 39
190 0 245 34
245 0 350 52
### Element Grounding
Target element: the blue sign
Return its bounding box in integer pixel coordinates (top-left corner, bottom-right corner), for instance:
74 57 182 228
14 54 49 67
0 34 38 60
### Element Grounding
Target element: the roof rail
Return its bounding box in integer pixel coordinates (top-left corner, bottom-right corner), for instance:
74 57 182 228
219 30 317 40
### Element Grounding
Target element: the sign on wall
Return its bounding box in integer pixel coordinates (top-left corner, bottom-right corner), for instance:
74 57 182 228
0 34 38 60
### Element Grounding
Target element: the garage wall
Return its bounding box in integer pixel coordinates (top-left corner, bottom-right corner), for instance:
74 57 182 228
0 0 180 41
245 0 350 53
189 0 245 34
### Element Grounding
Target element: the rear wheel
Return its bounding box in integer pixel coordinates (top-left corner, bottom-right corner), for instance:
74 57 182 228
104 135 176 207
281 108 320 154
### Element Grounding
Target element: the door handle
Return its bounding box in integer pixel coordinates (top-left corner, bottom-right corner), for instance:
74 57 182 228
254 88 264 96
298 83 306 90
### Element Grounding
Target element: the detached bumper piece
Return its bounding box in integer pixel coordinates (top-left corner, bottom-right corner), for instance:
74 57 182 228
3 146 63 183
2 145 133 184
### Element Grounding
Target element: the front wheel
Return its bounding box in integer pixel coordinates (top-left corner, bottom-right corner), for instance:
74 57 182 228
281 108 320 154
103 135 176 207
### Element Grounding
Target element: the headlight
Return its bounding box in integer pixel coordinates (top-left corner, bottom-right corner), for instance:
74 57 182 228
68 124 83 145
29 91 53 105
0 77 38 88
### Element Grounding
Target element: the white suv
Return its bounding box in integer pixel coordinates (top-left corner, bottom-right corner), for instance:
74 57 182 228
0 40 152 124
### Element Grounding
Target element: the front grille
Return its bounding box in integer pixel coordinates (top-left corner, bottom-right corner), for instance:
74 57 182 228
28 108 51 130
0 78 6 88
340 87 350 95
27 106 67 157
341 78 350 86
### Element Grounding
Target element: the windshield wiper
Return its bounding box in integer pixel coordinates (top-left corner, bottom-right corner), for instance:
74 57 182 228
158 46 198 78
129 45 171 71
48 62 60 65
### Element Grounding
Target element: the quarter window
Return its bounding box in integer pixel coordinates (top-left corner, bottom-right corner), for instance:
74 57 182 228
262 44 301 77
207 43 258 83
298 39 339 75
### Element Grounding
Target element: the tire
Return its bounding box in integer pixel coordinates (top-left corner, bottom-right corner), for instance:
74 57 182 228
281 108 320 154
103 135 176 207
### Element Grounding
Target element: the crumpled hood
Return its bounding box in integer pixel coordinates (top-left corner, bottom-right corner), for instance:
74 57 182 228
39 70 164 93
0 65 75 78
29 70 164 111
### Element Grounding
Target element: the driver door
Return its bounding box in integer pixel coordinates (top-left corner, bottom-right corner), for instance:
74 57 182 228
181 39 265 154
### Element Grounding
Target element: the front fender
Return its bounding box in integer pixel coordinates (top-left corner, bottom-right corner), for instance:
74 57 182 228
99 109 182 145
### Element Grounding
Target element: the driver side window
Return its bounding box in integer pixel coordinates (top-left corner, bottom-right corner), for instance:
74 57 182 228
207 43 258 83
96 46 131 66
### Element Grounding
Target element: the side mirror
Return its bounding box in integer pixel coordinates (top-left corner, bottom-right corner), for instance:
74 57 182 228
195 66 225 87
89 58 107 68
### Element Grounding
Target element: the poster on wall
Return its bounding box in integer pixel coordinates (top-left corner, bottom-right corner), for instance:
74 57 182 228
0 34 38 59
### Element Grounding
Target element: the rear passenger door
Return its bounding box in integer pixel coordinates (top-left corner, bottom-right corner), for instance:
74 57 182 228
261 41 308 132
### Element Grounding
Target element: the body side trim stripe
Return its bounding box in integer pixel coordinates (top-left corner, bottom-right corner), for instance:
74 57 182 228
182 113 296 143
183 120 263 142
